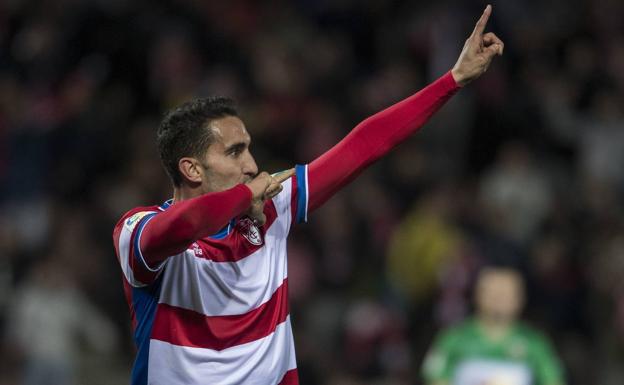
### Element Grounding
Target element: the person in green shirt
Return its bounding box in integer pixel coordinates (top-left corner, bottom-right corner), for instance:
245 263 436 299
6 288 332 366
422 267 565 385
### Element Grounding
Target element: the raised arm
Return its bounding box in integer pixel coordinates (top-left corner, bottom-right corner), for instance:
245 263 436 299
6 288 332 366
306 5 503 212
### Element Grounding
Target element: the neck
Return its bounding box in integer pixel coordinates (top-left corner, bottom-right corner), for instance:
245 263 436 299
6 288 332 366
173 184 204 203
476 314 513 340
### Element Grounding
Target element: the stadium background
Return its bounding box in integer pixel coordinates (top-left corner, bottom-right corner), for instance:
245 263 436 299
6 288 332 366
1 0 624 384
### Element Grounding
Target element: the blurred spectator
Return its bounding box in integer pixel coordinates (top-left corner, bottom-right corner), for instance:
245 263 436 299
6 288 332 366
479 142 553 244
5 257 118 385
422 267 565 385
386 185 464 306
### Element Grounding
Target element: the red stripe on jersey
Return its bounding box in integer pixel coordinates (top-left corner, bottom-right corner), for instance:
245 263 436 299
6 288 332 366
278 369 299 385
151 278 289 350
194 200 279 263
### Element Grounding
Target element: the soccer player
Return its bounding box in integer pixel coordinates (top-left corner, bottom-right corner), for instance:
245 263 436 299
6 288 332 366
422 267 565 385
113 5 504 385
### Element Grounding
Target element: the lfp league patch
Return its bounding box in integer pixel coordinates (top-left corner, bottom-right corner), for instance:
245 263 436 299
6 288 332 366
124 211 152 232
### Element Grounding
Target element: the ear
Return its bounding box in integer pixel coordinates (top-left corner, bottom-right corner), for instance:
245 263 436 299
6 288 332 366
178 157 204 184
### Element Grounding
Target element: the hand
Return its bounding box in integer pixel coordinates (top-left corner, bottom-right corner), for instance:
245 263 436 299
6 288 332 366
451 4 504 87
244 168 295 225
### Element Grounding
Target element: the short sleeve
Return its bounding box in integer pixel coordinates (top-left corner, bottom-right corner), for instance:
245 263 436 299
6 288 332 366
530 332 565 385
113 210 165 287
422 329 458 383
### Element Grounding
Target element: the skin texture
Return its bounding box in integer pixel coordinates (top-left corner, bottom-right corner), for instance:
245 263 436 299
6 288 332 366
451 5 504 87
475 268 525 332
200 117 258 192
173 115 293 225
175 116 257 197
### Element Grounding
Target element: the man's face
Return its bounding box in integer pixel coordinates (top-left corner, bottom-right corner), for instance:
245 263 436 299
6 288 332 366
200 116 258 193
475 269 524 324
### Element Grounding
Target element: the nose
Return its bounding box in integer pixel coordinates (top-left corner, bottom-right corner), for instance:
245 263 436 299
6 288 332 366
242 150 258 178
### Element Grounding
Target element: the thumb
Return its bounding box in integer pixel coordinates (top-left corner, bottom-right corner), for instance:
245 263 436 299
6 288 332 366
255 213 267 226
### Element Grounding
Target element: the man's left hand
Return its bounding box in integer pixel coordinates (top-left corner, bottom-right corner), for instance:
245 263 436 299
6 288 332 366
451 4 504 86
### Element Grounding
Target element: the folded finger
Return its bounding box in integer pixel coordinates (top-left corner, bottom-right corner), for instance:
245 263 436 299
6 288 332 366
483 45 501 59
251 213 267 226
483 32 504 52
264 184 284 200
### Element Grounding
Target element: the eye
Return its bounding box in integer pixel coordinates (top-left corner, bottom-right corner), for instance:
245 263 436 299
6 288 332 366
226 143 248 158
227 147 244 157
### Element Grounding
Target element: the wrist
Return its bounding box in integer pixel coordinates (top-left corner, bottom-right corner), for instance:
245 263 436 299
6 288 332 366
451 68 468 87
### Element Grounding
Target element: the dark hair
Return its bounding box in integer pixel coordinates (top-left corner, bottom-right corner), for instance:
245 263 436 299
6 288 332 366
157 97 238 186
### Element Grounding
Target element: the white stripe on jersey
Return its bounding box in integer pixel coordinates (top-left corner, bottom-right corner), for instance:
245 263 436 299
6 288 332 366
303 165 309 222
273 178 294 225
115 172 306 385
147 317 297 385
118 218 151 287
158 232 288 316
158 180 293 316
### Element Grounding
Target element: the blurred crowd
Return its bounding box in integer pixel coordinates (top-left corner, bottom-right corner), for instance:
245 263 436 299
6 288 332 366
1 0 624 384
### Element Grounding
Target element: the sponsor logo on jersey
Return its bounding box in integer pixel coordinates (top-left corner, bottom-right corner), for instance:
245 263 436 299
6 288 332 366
191 242 203 256
238 218 263 245
125 211 151 231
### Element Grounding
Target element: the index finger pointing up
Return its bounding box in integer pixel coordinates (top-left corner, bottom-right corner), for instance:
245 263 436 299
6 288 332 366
471 4 492 39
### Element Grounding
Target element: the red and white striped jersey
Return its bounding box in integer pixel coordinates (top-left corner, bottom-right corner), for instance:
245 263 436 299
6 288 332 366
111 71 459 385
112 165 308 385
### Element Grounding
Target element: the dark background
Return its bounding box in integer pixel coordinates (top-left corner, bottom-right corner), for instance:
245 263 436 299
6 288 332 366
1 0 623 384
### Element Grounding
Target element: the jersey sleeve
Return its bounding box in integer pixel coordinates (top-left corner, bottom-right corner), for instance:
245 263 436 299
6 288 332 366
272 164 309 229
529 331 565 385
113 209 166 287
305 71 459 215
422 328 459 383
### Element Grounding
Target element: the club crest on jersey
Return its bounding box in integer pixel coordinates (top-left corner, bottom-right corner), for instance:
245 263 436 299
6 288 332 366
238 218 263 245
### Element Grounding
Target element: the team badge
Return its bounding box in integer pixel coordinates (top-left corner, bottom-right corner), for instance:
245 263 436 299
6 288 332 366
238 218 263 245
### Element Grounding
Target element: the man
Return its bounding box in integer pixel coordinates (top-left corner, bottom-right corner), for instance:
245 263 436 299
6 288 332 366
113 5 503 385
422 267 565 385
